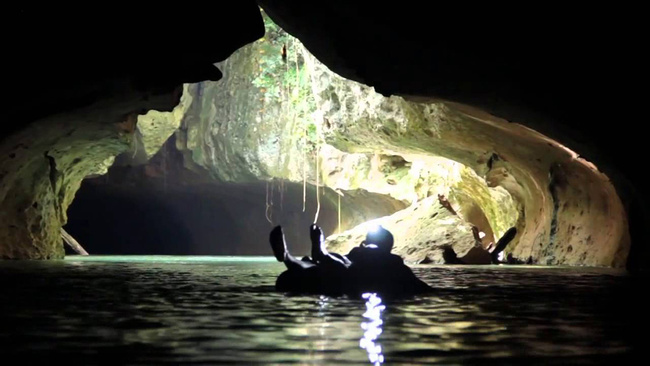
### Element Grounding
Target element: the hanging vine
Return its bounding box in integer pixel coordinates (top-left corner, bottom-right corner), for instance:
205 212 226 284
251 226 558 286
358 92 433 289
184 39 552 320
338 193 341 233
335 190 344 234
279 178 284 212
252 11 319 220
265 180 273 224
313 123 321 224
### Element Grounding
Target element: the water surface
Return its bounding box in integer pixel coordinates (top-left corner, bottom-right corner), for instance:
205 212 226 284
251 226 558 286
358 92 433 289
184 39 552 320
0 256 641 364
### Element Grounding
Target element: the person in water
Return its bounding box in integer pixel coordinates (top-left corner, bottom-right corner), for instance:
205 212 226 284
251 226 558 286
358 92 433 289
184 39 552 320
270 224 349 271
270 224 431 296
270 224 396 270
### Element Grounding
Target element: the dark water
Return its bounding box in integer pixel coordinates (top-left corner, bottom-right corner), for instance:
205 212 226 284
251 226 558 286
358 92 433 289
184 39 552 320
0 256 642 364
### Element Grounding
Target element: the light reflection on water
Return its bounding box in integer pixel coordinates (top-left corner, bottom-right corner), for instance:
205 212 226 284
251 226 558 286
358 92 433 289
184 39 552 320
0 256 640 364
360 293 385 365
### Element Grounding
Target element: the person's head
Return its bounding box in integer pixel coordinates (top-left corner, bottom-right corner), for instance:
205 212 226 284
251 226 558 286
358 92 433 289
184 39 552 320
364 225 394 253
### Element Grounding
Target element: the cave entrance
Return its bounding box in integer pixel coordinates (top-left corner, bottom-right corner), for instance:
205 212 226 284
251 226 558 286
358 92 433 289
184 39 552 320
62 9 628 268
63 10 520 263
64 138 406 256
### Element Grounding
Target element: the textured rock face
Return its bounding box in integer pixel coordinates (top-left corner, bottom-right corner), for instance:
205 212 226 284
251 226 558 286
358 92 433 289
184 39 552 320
175 16 314 183
319 146 519 261
171 15 517 256
170 13 628 266
327 196 479 264
302 50 629 266
257 1 646 270
0 86 181 259
2 3 264 259
170 15 404 235
137 85 193 160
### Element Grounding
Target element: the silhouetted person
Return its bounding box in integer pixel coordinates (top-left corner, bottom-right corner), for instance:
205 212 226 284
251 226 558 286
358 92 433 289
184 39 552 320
441 226 518 265
441 245 464 264
345 224 431 296
310 224 351 267
270 225 348 271
350 224 394 254
270 224 431 297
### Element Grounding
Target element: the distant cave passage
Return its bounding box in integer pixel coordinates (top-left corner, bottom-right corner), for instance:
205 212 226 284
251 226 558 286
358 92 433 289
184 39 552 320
64 178 405 256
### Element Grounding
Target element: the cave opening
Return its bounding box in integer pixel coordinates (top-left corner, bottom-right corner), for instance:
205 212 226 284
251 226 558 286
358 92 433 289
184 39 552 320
60 9 626 268
63 13 516 262
2 4 644 364
64 136 406 256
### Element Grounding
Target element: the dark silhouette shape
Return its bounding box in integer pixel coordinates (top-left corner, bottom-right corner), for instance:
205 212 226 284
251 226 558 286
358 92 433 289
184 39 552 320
358 225 394 253
270 224 431 297
441 245 464 264
437 194 457 215
487 153 500 170
442 226 518 265
490 227 518 264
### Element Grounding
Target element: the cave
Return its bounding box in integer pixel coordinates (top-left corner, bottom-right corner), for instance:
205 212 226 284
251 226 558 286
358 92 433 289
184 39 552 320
64 136 405 256
1 2 645 363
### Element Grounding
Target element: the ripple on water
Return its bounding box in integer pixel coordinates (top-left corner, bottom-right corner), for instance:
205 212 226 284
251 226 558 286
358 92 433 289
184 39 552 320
0 256 640 364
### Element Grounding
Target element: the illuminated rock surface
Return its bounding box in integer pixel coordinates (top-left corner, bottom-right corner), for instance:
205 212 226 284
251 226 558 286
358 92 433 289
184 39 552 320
175 14 628 266
1 4 264 259
1 4 640 268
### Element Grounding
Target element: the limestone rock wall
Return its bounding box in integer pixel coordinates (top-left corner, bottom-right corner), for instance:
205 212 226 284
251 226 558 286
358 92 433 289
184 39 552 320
137 85 193 159
0 84 182 259
170 13 629 266
305 48 629 266
173 15 519 261
326 196 479 264
1 3 265 259
258 1 639 269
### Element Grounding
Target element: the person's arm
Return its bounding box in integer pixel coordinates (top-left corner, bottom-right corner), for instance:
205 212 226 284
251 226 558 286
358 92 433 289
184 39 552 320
310 224 327 261
270 225 314 270
311 224 349 268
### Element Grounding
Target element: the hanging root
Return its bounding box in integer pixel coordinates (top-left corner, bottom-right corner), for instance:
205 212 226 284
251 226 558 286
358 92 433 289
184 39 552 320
335 189 344 234
270 179 274 223
294 39 300 84
302 128 307 212
131 129 139 159
313 190 320 223
279 178 284 212
313 142 321 224
265 181 273 224
338 192 341 234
